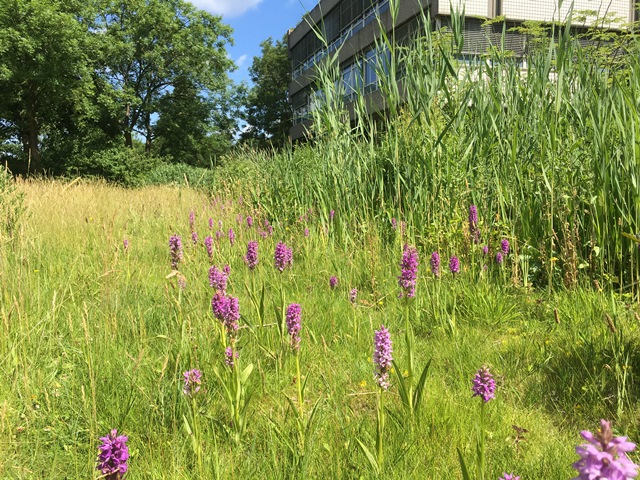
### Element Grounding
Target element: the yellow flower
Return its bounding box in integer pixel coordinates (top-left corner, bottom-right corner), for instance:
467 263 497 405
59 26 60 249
359 380 367 387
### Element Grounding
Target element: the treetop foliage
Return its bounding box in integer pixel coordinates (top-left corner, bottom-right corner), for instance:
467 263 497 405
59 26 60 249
0 0 241 175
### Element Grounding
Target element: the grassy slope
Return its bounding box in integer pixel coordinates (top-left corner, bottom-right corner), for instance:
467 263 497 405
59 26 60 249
1 180 639 478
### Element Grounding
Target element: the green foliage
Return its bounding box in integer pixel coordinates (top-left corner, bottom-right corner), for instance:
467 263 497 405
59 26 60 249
0 0 237 175
66 146 161 187
237 10 640 294
153 78 239 166
241 36 292 149
97 0 235 153
0 0 96 173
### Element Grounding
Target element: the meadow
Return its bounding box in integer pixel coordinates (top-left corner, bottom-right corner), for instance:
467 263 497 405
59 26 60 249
0 175 638 479
2 8 640 479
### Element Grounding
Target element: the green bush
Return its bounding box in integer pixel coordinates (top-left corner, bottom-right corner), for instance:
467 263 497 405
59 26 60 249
66 147 161 187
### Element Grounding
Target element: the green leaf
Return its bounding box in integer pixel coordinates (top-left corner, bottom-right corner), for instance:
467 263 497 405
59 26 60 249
413 358 432 414
240 363 254 384
259 282 266 324
356 438 380 476
457 447 471 480
393 361 410 409
183 414 193 436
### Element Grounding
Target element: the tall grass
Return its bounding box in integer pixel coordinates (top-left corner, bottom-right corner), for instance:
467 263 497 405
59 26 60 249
1 176 639 478
232 6 640 295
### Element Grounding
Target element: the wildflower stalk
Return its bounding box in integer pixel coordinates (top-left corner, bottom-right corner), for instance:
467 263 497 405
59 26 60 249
215 344 253 446
191 396 204 477
477 401 486 480
376 387 385 469
295 351 304 419
403 297 415 417
472 366 495 480
182 370 204 477
359 325 393 475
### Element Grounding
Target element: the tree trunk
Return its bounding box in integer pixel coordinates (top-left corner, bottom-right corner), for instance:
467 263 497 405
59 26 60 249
124 102 133 148
124 129 133 148
144 111 152 153
26 90 42 174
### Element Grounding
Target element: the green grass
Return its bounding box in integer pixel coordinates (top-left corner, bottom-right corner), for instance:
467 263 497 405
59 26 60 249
2 7 640 477
1 178 639 478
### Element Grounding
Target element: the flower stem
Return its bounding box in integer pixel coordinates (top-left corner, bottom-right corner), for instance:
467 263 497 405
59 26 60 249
376 388 385 470
404 299 414 417
477 401 486 480
295 351 304 419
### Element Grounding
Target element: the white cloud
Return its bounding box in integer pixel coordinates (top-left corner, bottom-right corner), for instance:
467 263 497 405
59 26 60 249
236 54 248 68
188 0 263 17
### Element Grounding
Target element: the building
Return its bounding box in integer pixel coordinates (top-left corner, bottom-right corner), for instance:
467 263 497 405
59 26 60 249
288 0 638 140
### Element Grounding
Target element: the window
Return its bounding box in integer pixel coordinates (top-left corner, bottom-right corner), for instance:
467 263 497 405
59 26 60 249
323 8 340 43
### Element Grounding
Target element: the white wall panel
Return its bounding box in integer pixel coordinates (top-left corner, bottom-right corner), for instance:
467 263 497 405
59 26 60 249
502 0 631 27
437 0 490 17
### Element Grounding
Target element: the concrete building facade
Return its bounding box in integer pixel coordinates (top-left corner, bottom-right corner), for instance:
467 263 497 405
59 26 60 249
288 0 638 140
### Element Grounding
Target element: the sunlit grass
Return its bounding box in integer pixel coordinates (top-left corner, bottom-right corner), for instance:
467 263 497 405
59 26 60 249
1 179 639 478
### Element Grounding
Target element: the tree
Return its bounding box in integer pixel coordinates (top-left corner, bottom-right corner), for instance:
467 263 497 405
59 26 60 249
0 0 95 173
153 78 241 166
241 36 292 149
96 0 236 152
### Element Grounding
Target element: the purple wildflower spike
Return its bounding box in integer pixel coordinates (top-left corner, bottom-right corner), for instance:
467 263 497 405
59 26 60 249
501 239 510 255
349 288 358 305
469 204 479 243
204 236 213 260
373 325 393 390
449 255 460 275
286 303 302 351
274 242 293 272
208 265 228 292
472 366 496 403
398 244 419 298
573 420 638 480
431 251 441 277
169 235 183 270
97 429 129 479
183 369 202 396
244 240 258 270
211 292 240 335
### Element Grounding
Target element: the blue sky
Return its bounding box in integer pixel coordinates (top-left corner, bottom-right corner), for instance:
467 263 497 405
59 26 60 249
187 0 314 86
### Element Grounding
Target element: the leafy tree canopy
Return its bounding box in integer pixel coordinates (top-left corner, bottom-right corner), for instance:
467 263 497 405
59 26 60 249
241 35 292 149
